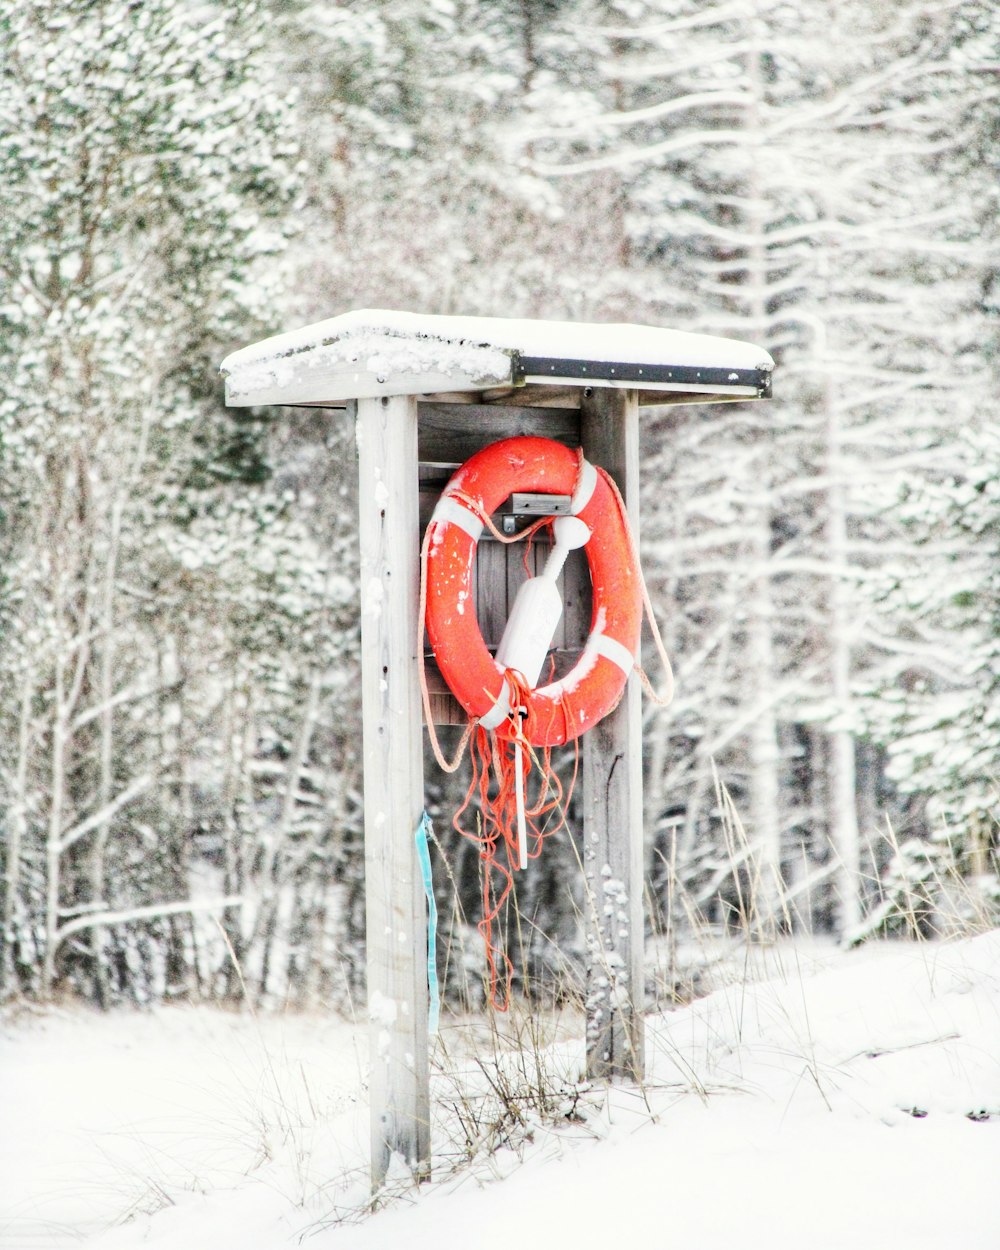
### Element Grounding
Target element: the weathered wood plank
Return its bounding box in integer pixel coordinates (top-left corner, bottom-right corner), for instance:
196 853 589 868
560 547 591 662
477 538 509 648
564 545 592 635
505 536 529 648
580 388 645 1083
254 384 755 412
418 403 580 464
356 395 430 1186
478 384 583 408
422 657 466 726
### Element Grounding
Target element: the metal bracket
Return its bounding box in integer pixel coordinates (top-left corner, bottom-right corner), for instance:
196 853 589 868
497 494 572 536
511 352 772 397
499 495 571 535
509 493 572 516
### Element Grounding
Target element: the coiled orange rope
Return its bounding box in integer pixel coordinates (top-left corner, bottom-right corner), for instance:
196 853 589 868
451 673 578 1009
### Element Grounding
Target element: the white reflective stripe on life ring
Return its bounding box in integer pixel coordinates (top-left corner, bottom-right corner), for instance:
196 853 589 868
478 678 511 730
432 494 484 542
584 631 635 676
570 459 598 516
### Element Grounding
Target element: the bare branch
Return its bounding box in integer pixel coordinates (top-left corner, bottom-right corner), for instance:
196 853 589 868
55 896 243 945
57 774 153 854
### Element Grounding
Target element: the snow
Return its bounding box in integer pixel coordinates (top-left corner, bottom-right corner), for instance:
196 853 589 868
368 990 397 1025
3 933 998 1250
221 309 774 407
0 1006 368 1248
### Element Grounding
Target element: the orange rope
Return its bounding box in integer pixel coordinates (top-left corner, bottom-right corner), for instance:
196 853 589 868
448 489 551 548
595 466 676 708
450 671 576 1009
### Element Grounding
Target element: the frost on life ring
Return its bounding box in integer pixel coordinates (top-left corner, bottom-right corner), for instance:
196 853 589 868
425 435 641 746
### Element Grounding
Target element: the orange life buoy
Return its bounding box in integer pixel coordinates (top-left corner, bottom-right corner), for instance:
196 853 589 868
425 435 642 746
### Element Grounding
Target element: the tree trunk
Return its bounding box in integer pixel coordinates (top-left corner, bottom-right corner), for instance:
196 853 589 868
747 510 783 932
825 375 862 936
743 23 782 935
1 673 34 998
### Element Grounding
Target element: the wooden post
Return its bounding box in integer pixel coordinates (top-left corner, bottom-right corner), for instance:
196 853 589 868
580 387 645 1082
356 394 430 1186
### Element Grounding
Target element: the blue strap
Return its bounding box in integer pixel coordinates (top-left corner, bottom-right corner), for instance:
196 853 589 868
415 811 440 1036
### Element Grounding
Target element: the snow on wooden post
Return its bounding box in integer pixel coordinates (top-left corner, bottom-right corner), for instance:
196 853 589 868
356 394 430 1186
581 387 645 1082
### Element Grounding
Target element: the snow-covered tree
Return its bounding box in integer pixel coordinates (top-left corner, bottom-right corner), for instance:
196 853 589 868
2 0 995 1007
0 0 303 1001
847 0 1000 934
518 0 994 937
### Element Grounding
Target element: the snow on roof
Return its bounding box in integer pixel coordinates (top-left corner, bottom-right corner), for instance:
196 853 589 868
221 308 774 407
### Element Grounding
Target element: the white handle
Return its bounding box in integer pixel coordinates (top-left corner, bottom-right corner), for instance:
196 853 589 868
540 515 591 582
514 740 527 870
495 517 591 687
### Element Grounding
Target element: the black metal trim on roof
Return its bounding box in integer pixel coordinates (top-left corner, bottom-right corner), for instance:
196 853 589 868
513 354 772 398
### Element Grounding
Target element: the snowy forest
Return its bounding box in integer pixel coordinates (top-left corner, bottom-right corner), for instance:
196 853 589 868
1 0 998 1013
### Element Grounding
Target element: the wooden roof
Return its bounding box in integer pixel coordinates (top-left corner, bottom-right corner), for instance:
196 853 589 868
221 309 773 409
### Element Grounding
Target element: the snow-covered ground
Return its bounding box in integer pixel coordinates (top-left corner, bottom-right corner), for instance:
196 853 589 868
3 933 998 1250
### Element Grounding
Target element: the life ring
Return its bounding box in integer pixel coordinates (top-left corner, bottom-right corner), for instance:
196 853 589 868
425 435 642 746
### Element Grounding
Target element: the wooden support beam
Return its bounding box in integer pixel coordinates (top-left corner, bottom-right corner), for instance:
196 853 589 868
580 388 645 1083
418 402 581 464
356 395 430 1186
